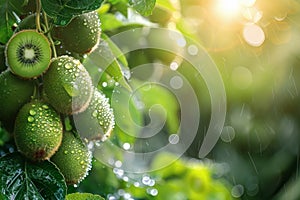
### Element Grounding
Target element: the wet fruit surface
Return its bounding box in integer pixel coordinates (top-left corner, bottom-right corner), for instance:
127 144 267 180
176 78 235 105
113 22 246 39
51 131 92 185
14 100 63 161
43 55 93 114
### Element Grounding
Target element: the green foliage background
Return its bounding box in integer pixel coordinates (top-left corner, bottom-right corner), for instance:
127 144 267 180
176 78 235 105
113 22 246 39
1 0 300 199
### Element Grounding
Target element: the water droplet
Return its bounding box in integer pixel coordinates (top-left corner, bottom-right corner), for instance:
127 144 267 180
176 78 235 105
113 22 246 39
42 105 49 109
231 184 244 198
29 109 36 116
27 116 34 122
80 161 84 165
64 63 73 69
63 82 80 97
92 110 98 118
64 151 68 154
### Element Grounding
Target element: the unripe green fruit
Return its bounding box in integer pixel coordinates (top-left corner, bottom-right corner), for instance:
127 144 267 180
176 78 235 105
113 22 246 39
51 131 92 185
15 13 38 31
52 11 101 54
74 89 115 141
14 100 63 161
43 56 93 114
0 70 34 129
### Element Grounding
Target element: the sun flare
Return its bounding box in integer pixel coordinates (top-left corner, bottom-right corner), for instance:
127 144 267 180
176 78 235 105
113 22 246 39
216 0 241 18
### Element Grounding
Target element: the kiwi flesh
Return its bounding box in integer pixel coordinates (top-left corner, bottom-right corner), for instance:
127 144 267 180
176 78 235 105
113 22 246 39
0 70 34 130
74 88 115 142
51 131 92 185
43 55 93 114
14 100 63 161
52 11 101 54
5 30 51 78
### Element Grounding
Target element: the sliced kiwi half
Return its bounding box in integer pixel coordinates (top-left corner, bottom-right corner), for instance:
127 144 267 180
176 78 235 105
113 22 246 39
5 30 51 79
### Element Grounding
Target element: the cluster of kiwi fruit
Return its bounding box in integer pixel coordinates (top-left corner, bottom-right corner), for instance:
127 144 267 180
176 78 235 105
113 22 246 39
0 2 115 185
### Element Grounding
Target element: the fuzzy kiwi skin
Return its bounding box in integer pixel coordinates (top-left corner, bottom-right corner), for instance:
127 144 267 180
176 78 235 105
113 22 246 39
51 131 92 185
52 11 101 54
14 100 63 161
15 14 38 32
0 70 34 130
74 89 115 142
43 56 93 115
5 30 52 79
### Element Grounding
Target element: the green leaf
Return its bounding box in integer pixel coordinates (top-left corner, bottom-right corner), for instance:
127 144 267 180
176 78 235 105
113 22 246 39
101 33 128 68
99 13 123 31
41 0 103 26
0 152 67 200
0 0 27 44
66 193 104 200
155 0 178 12
129 0 156 16
132 80 180 134
83 39 131 91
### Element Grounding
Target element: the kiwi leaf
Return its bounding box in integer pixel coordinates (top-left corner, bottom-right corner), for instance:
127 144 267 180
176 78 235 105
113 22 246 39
41 0 103 26
0 152 67 199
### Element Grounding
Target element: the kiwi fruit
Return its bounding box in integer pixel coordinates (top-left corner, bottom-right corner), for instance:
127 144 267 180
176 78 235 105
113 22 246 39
52 11 101 54
14 100 63 161
51 131 92 185
0 70 34 130
74 89 115 141
66 193 104 200
5 30 51 78
43 55 93 114
15 13 38 32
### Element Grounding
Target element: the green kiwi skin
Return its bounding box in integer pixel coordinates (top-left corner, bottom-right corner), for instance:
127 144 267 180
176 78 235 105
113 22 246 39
52 11 101 54
14 100 63 161
74 89 115 142
5 30 52 79
0 70 34 131
15 14 38 32
43 55 93 115
51 131 92 185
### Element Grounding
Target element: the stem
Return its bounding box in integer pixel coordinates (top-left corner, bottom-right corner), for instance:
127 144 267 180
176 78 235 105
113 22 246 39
35 0 42 32
32 79 40 100
43 11 57 58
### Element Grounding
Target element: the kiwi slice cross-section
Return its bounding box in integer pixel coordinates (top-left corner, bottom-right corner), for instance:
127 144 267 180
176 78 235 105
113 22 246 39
5 30 51 79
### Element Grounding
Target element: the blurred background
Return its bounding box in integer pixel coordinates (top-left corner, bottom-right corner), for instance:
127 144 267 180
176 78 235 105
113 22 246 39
67 0 300 199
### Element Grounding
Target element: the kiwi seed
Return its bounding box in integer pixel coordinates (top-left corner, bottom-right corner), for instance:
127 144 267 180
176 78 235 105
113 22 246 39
5 30 51 78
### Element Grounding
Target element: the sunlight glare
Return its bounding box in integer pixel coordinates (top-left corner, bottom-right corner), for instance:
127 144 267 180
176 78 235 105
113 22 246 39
216 0 241 18
243 24 265 47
